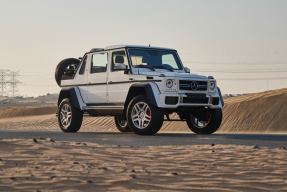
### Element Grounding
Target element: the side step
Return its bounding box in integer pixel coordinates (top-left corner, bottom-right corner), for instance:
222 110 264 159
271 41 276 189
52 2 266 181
82 106 124 110
82 106 124 116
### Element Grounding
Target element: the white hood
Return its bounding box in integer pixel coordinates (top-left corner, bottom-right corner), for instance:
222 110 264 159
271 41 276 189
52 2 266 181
137 70 207 79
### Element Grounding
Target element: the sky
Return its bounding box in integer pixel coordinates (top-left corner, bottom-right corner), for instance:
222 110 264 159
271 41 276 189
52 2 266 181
0 0 287 97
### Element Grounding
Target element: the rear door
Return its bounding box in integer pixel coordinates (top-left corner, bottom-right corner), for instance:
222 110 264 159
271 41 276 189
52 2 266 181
87 52 108 104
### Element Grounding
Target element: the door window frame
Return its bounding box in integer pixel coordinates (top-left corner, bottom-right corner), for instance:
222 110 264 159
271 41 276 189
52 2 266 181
90 51 109 74
78 55 88 75
110 49 130 72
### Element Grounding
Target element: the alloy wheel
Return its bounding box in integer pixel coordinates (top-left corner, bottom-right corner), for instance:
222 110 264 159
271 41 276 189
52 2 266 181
117 116 128 127
191 108 211 128
60 104 72 127
131 102 151 129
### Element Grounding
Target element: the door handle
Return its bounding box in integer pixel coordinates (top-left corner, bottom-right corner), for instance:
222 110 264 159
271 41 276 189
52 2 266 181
109 81 113 84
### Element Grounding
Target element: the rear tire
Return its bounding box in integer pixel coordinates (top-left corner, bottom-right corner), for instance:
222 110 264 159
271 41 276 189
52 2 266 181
127 95 164 135
58 98 83 132
186 108 222 134
114 116 132 132
55 58 80 86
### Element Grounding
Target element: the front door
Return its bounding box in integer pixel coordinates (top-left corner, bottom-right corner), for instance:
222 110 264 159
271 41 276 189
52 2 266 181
107 50 130 104
87 52 108 104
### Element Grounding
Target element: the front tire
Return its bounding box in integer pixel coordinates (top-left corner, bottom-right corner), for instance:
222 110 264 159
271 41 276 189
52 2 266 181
114 116 132 132
186 108 222 134
58 98 83 132
127 95 164 135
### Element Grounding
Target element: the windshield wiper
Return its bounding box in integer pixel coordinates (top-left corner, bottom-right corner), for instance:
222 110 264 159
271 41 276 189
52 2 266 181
153 65 174 72
134 64 155 71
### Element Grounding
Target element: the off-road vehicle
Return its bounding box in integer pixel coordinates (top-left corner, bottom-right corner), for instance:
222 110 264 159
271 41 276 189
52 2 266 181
55 45 224 135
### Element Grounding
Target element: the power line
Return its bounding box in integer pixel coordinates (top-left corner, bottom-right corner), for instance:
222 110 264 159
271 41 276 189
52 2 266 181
184 61 287 65
217 77 287 81
193 70 287 73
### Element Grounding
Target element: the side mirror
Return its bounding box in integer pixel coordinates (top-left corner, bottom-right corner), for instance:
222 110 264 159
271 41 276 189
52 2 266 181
114 63 127 70
184 67 190 73
124 69 130 75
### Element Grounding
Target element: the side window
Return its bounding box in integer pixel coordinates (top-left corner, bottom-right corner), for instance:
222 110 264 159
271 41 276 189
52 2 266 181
79 56 87 75
162 54 178 69
91 53 108 73
111 51 129 71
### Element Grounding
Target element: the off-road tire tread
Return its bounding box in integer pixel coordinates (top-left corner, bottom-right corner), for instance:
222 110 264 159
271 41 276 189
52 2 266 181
186 108 222 134
127 95 164 135
58 98 83 132
114 116 132 132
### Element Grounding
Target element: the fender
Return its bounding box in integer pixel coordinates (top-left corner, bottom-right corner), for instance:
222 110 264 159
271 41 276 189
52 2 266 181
58 87 86 109
124 82 162 111
217 87 224 107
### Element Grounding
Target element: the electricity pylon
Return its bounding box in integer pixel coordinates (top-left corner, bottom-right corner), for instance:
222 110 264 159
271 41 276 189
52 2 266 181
6 71 21 97
0 69 8 96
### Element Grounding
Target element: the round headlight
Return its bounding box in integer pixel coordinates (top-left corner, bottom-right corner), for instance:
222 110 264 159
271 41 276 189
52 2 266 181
210 81 216 90
166 79 173 88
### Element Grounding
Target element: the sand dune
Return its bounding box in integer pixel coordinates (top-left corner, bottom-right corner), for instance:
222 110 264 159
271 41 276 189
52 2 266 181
219 88 287 132
0 88 287 132
0 139 287 191
0 105 57 119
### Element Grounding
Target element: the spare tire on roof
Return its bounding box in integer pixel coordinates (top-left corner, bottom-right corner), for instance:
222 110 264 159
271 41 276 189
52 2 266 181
55 58 80 86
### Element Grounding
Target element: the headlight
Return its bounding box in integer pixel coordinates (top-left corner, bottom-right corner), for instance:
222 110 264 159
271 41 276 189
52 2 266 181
210 81 216 90
166 79 173 88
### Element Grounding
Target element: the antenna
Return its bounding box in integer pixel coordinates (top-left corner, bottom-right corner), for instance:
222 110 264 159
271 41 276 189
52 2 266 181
149 44 150 47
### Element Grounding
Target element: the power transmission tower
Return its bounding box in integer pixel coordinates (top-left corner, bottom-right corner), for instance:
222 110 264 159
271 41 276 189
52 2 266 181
0 69 8 96
6 71 21 97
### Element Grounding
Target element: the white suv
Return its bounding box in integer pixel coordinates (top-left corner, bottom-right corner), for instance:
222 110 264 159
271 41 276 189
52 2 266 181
55 45 224 135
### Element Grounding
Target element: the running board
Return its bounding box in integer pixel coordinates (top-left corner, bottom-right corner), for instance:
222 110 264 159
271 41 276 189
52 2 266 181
82 106 124 110
82 106 124 116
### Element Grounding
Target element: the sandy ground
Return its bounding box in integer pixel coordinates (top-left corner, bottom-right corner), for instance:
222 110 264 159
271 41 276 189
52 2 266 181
0 139 286 192
1 89 287 191
0 114 191 132
1 88 287 133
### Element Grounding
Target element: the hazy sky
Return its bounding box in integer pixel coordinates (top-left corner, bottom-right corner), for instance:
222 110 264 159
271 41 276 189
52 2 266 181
0 0 287 96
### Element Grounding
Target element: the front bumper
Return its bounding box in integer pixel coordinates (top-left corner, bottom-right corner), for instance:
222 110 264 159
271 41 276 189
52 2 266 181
158 89 223 109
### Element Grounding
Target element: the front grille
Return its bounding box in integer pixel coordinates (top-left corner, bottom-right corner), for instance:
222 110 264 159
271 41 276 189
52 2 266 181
182 97 209 104
179 80 207 91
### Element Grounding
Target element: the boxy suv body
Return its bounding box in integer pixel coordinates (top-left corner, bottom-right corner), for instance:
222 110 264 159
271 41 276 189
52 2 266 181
55 45 224 135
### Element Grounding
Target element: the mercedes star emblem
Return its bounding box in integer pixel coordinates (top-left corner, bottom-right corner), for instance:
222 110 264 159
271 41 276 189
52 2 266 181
191 81 198 90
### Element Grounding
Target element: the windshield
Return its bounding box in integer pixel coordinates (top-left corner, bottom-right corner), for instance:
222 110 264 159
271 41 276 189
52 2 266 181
128 49 183 70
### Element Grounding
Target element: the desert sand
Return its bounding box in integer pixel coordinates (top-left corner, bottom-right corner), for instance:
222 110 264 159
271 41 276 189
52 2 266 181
0 139 287 191
1 88 287 133
1 89 287 191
